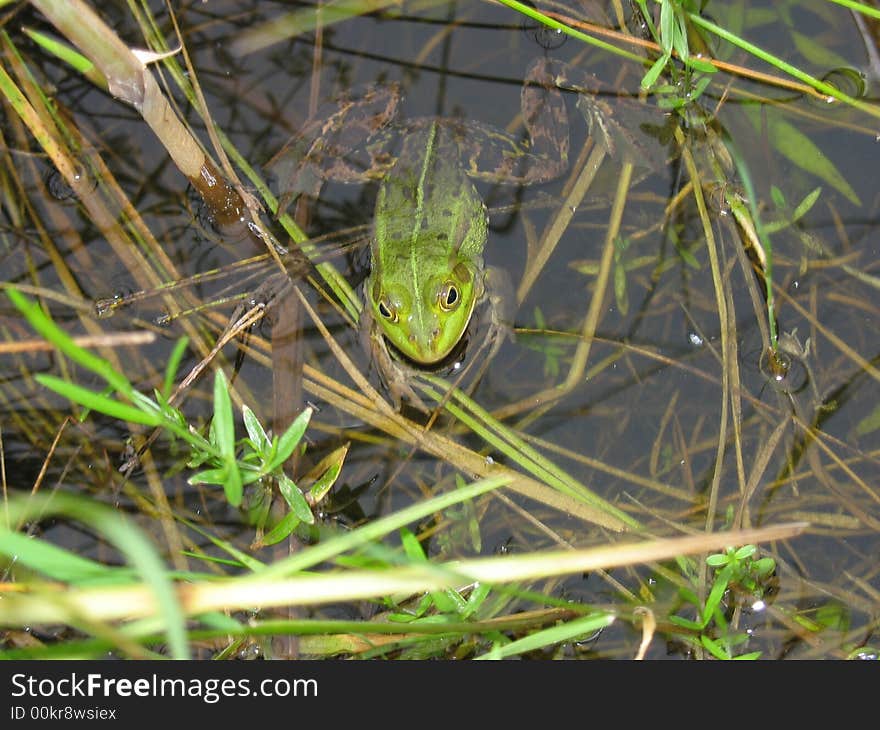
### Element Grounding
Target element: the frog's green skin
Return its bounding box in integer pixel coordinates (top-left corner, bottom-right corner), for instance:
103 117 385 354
270 59 599 381
365 122 490 363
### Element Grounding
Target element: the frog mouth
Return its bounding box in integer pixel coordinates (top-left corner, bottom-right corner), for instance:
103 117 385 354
384 328 472 374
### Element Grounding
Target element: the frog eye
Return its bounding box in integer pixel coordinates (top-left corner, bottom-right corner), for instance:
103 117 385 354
377 299 398 323
439 282 460 312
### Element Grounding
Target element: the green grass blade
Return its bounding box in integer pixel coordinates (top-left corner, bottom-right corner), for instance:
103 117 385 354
35 374 161 426
496 0 646 64
476 612 615 659
7 288 131 394
1 492 189 659
0 529 131 584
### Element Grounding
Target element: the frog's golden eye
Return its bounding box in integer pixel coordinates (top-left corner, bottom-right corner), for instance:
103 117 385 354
377 299 398 322
439 282 460 312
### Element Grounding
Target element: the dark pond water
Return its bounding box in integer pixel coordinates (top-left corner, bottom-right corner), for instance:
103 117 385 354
1 0 878 659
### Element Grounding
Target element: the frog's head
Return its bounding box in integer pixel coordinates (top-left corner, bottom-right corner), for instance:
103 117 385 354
369 259 483 365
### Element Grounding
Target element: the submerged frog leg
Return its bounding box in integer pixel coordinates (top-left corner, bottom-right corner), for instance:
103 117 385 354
266 84 403 215
450 58 571 186
543 60 671 171
457 58 668 184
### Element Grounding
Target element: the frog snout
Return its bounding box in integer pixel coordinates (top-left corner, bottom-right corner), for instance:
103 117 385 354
406 326 444 361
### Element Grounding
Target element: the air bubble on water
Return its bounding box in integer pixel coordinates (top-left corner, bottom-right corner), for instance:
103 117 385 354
238 643 261 660
688 331 703 346
751 599 766 612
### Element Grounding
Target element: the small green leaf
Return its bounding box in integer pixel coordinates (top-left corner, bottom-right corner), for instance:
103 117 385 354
659 0 674 53
752 558 776 578
671 10 689 62
240 468 266 486
212 370 242 506
299 443 348 504
700 634 732 660
188 467 229 486
268 407 313 472
676 245 701 269
791 186 822 223
614 260 629 315
309 460 342 503
242 405 271 454
855 403 880 436
212 370 236 460
686 57 717 74
688 73 713 103
668 614 705 631
732 651 762 660
464 582 492 616
641 52 670 89
399 527 427 561
770 185 786 209
702 564 734 626
656 94 686 111
259 511 302 546
163 337 189 400
278 473 314 524
130 389 164 417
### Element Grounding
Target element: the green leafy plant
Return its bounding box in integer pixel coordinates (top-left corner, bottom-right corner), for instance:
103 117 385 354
518 307 567 379
7 288 336 539
636 0 717 99
668 544 776 660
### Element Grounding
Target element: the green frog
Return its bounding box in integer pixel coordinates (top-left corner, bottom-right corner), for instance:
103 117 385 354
268 59 606 404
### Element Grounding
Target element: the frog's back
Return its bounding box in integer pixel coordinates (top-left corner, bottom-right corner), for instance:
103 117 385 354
373 122 488 270
368 121 489 364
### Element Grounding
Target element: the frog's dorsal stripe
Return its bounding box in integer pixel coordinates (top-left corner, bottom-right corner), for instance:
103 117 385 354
407 119 439 339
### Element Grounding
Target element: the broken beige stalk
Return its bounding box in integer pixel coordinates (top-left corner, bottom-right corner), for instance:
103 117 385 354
30 0 245 224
